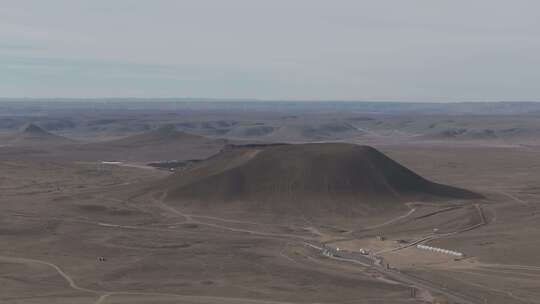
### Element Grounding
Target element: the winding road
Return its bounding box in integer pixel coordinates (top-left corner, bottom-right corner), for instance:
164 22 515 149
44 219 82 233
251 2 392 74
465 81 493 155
3 191 491 304
155 193 484 304
0 255 305 304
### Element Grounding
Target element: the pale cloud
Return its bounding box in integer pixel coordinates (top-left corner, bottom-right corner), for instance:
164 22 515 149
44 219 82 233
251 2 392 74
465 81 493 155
0 0 539 100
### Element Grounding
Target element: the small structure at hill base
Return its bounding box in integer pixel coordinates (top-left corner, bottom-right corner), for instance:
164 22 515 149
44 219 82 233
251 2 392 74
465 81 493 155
416 244 463 257
101 161 122 165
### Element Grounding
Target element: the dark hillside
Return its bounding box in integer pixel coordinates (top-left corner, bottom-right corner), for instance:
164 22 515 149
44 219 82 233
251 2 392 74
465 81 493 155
163 143 481 218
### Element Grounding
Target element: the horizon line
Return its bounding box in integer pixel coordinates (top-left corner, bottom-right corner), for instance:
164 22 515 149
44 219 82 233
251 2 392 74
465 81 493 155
0 97 539 104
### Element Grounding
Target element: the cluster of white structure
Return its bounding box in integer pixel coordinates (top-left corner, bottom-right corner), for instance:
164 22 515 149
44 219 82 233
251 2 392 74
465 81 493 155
416 244 464 257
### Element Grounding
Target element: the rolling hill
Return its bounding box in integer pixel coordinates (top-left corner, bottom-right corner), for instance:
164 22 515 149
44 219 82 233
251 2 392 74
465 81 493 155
6 123 75 146
267 122 362 141
76 124 228 161
103 124 211 147
419 128 499 141
162 143 481 218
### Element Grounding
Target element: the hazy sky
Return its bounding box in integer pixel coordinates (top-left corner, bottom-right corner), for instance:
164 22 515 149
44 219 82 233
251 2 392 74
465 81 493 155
1 0 539 101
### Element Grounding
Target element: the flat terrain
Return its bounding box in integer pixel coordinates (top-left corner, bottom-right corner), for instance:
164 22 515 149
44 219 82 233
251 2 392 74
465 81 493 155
0 161 415 304
1 101 540 304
